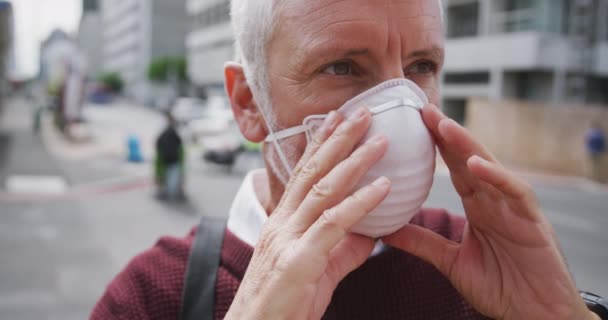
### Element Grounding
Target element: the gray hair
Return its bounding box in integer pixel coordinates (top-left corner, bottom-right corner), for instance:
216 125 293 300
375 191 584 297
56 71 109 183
230 0 444 129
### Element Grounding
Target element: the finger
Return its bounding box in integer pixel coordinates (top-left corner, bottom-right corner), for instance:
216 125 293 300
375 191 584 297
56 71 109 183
422 104 475 196
289 134 389 231
287 111 343 185
276 111 344 210
298 176 391 256
382 224 459 278
325 234 375 287
422 104 494 197
467 155 541 221
421 103 447 142
437 118 496 163
280 108 373 213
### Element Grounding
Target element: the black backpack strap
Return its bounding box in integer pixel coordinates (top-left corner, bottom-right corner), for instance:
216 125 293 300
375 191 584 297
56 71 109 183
180 215 228 320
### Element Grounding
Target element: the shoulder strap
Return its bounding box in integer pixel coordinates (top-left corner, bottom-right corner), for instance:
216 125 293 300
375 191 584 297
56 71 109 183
180 215 228 320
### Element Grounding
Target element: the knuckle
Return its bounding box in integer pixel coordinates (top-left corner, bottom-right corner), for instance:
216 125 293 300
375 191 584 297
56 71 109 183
310 133 326 148
258 226 282 252
274 247 297 273
298 159 321 181
348 191 364 204
331 120 355 140
521 182 538 202
310 180 334 199
319 209 344 235
521 182 534 196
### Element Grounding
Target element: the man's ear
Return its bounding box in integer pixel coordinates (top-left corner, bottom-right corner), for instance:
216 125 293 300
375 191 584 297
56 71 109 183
224 62 268 143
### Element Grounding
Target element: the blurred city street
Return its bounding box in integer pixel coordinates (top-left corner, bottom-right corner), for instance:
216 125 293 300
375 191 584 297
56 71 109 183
0 97 258 319
0 97 606 319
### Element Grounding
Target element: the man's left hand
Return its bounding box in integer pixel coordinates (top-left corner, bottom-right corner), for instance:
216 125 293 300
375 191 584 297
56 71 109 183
383 104 596 320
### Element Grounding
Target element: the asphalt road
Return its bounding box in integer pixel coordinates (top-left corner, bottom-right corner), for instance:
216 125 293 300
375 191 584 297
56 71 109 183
1 98 606 319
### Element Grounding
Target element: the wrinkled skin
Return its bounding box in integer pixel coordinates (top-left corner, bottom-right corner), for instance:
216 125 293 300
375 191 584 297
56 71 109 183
223 0 598 319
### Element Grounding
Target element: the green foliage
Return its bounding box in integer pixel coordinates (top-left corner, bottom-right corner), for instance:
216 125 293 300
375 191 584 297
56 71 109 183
147 56 188 83
97 72 124 93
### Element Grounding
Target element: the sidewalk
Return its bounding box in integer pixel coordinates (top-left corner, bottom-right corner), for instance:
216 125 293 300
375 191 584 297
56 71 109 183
0 98 67 193
31 98 608 196
434 153 608 194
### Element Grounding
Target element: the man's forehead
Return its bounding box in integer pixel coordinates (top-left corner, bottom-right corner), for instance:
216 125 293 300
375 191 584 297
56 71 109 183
273 0 444 61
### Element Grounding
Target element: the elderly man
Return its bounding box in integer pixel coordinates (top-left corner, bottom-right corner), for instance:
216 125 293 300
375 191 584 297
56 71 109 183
92 0 602 319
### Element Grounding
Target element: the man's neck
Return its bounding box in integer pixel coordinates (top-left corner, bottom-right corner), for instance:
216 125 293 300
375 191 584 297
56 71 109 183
252 170 279 217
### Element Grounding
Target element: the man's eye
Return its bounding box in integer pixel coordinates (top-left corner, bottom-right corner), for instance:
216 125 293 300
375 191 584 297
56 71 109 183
322 62 353 76
405 61 437 75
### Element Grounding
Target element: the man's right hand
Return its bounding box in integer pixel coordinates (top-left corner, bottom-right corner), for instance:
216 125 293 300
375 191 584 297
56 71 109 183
225 108 390 320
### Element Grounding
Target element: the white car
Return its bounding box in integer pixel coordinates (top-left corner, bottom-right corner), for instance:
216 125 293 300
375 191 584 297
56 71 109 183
171 97 206 125
180 95 235 141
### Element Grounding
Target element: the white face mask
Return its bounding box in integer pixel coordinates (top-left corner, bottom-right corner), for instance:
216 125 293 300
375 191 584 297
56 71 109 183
265 79 436 237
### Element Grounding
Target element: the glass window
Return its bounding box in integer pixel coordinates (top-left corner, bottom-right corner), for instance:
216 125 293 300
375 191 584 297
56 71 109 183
447 2 480 38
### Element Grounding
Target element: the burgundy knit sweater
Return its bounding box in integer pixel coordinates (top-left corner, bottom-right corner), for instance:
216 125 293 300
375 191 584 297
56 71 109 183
91 208 489 319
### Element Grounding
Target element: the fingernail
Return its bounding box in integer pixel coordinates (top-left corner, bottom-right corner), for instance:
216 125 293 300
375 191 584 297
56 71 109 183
319 111 338 134
469 155 488 167
368 134 387 145
350 107 367 121
372 176 390 187
438 119 456 139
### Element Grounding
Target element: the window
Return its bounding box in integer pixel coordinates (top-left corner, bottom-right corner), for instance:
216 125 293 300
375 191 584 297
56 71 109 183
447 2 480 38
504 0 532 11
444 72 490 84
193 0 230 30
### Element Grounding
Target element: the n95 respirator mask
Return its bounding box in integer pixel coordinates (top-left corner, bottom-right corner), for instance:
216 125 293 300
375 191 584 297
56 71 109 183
265 79 436 238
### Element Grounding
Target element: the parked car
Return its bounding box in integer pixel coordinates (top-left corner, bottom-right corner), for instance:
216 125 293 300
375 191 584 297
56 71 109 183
182 95 234 141
171 97 206 125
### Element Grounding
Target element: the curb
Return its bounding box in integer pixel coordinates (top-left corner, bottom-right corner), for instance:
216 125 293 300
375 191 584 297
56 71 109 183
0 176 153 203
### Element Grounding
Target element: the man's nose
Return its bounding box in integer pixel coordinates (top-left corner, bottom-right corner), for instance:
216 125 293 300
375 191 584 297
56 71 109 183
375 60 406 84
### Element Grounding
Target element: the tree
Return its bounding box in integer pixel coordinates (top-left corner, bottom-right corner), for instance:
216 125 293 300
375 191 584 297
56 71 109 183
147 56 188 83
97 72 124 93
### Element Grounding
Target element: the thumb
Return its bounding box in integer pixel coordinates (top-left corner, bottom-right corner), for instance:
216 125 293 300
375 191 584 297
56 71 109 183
382 224 459 278
326 234 374 285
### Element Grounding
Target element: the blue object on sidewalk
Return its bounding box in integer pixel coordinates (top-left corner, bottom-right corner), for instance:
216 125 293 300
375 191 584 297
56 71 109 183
127 135 144 163
587 128 606 156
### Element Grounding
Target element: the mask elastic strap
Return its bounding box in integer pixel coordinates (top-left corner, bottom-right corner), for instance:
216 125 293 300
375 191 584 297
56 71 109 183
259 111 297 185
264 124 310 143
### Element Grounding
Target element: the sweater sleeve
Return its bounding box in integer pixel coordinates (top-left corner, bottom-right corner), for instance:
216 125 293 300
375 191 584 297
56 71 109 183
90 228 196 320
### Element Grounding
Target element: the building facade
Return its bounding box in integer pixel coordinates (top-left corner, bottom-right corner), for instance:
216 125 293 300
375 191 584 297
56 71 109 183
186 0 232 98
0 0 14 100
78 0 102 79
100 0 189 104
185 0 608 114
442 0 608 122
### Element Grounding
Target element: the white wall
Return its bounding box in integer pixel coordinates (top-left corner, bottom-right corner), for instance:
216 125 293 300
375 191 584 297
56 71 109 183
445 32 582 72
594 42 608 76
78 12 102 78
186 19 233 87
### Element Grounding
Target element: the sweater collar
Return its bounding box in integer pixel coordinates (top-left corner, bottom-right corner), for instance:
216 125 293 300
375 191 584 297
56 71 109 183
226 169 387 256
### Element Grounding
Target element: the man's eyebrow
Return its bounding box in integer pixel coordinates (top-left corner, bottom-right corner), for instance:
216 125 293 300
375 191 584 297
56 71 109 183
407 46 445 61
295 45 370 71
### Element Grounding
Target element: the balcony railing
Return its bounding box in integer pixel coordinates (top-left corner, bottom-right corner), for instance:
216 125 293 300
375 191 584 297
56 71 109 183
490 8 536 34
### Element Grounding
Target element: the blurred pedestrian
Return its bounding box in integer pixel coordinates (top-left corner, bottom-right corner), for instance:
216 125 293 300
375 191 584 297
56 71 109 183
586 122 606 182
155 111 185 200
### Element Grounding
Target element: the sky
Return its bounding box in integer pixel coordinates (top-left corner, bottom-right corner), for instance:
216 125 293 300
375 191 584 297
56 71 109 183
9 0 82 78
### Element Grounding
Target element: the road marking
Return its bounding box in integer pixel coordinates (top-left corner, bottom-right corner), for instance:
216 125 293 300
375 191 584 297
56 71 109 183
5 175 67 194
0 176 152 203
